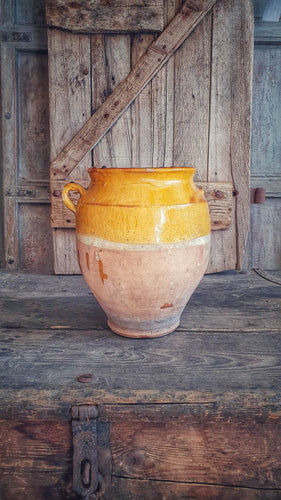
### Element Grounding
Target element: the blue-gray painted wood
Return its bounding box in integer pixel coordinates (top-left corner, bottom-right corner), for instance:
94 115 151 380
0 0 51 272
245 0 281 270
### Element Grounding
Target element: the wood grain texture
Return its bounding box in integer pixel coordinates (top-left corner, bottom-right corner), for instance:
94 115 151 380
251 46 281 178
174 10 211 180
150 0 177 167
45 0 164 34
0 271 280 497
110 477 281 500
91 34 131 168
1 406 281 497
2 328 281 406
0 420 71 471
48 29 92 273
104 404 281 488
0 471 73 500
50 0 218 180
1 43 18 270
0 271 280 414
208 0 254 272
247 10 281 270
15 0 45 25
0 0 52 273
248 199 281 269
48 0 253 274
17 51 50 181
2 47 52 271
1 271 280 333
254 21 281 42
0 0 13 25
53 228 80 274
131 34 154 168
18 204 53 273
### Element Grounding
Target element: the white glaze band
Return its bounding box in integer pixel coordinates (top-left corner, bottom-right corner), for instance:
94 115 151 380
76 233 210 251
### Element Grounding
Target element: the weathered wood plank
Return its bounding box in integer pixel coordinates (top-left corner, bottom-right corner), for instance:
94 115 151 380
208 0 253 272
2 328 281 398
1 43 18 270
91 34 112 167
1 474 279 500
50 0 218 180
104 404 281 488
2 388 281 422
1 406 281 496
51 181 233 230
0 1 52 272
17 51 50 181
1 415 281 498
249 199 281 269
52 228 80 274
1 317 281 415
131 34 154 168
150 0 177 167
0 420 71 471
0 271 279 419
48 29 92 273
45 0 164 34
15 0 45 25
0 271 280 333
0 0 13 25
111 477 281 500
254 21 281 42
91 34 131 168
18 204 53 273
0 471 72 500
251 46 281 179
174 10 211 180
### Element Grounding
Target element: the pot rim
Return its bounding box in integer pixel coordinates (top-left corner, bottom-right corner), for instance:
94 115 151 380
88 166 196 174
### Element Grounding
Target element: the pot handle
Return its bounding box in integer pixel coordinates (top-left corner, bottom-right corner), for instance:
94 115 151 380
62 182 86 214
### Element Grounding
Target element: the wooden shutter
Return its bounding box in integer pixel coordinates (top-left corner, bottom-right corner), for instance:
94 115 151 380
0 0 53 272
47 0 254 274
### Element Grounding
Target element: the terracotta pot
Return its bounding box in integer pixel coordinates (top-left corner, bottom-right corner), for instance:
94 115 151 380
62 168 210 338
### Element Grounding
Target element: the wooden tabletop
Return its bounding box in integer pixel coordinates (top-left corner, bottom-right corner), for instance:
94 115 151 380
0 270 280 420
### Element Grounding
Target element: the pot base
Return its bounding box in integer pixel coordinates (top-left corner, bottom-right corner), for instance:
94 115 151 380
107 318 180 339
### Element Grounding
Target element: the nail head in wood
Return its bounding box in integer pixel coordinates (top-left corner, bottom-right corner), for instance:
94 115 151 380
77 373 96 384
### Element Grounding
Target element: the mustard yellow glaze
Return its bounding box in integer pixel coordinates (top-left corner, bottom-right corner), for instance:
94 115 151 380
62 167 211 244
76 203 210 244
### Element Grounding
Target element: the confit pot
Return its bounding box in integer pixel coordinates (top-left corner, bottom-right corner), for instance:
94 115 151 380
62 167 210 338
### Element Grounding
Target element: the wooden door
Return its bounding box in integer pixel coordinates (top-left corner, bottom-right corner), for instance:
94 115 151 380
48 0 253 274
0 0 53 272
244 0 281 270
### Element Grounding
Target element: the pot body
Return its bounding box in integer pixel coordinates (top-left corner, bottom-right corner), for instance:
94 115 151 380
62 168 210 338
